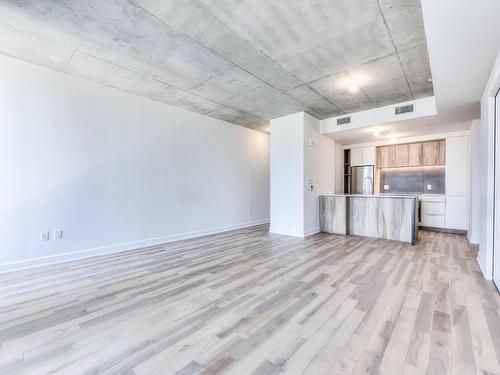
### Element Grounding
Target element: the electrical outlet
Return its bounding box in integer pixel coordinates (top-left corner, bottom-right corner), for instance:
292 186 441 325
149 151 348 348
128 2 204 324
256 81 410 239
384 185 390 190
427 184 432 190
40 231 49 241
54 229 63 240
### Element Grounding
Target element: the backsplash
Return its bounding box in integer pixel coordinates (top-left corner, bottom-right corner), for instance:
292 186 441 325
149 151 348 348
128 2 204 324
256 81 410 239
380 167 445 194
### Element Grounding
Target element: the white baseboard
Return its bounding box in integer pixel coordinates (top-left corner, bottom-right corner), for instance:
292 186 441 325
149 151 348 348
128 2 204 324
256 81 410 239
0 219 270 274
268 226 305 238
304 227 320 237
477 253 493 280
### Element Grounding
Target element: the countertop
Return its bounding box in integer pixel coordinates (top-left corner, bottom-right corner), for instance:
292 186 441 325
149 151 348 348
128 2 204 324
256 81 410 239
319 193 418 199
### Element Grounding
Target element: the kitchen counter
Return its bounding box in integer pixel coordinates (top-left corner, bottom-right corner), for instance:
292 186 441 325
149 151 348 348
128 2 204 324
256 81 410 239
320 193 418 199
319 194 418 244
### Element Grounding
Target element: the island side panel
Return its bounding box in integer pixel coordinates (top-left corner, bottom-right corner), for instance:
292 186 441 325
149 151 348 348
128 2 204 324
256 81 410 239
319 196 347 235
349 197 416 243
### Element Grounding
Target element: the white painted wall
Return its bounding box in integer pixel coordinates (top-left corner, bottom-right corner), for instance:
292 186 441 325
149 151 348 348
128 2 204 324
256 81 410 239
270 112 336 237
468 120 481 244
270 113 304 237
0 55 270 271
477 51 500 280
303 113 335 236
334 143 344 194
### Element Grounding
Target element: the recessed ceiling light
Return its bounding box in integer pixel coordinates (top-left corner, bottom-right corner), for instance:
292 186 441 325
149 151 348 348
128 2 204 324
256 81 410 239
349 84 359 94
374 132 380 137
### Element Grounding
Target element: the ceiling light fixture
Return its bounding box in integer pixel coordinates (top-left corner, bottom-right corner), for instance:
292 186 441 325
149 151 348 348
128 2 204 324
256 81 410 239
349 84 359 94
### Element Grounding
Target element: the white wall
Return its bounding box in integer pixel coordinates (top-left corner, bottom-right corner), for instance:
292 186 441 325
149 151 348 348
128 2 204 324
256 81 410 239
303 113 335 236
334 144 344 193
468 120 481 244
477 51 500 279
0 55 270 271
270 113 304 237
270 112 336 237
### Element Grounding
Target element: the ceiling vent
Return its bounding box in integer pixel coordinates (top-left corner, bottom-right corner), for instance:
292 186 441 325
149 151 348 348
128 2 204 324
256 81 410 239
337 116 351 125
395 104 414 115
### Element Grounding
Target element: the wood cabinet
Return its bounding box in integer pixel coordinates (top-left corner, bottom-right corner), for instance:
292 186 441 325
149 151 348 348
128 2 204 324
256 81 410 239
408 143 422 166
376 140 445 168
422 141 446 165
438 140 446 165
394 144 409 167
376 145 395 168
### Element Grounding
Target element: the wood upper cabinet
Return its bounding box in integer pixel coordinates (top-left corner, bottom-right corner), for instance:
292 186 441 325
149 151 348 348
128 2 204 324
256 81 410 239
422 140 446 165
376 145 395 168
437 140 446 165
377 140 444 168
395 144 409 167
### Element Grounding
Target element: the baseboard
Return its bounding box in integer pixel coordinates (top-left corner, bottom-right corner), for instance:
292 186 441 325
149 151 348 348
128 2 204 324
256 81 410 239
477 253 493 280
419 226 467 235
304 227 320 237
268 226 305 238
0 219 270 274
467 231 480 245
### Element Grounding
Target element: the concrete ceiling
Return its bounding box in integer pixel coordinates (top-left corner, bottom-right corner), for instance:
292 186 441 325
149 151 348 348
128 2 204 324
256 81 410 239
322 0 500 145
0 0 433 132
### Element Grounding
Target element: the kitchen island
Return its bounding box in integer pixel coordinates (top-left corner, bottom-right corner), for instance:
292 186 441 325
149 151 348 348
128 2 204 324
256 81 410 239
319 194 418 244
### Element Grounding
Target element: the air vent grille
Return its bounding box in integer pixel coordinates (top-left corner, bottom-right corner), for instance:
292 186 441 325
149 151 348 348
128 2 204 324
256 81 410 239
337 116 351 125
395 104 414 115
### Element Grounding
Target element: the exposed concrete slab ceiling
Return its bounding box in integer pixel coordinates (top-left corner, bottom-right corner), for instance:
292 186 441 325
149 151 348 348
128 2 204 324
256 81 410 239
0 0 433 131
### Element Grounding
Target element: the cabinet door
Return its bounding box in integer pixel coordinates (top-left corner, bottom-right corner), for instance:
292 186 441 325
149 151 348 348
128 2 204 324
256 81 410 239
445 196 467 229
362 146 376 165
446 136 468 196
377 146 395 168
422 141 439 165
408 143 423 166
350 148 363 166
438 140 446 165
395 144 409 167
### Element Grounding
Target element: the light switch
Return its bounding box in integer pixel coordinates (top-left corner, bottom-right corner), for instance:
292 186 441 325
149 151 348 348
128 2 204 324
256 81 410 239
384 185 390 190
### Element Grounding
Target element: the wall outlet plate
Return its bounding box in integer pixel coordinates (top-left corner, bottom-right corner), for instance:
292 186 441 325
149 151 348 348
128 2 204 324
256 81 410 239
427 184 432 190
384 185 390 190
40 231 49 241
54 229 63 240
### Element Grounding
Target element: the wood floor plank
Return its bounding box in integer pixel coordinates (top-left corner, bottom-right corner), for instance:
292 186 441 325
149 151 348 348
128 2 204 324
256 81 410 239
0 226 499 375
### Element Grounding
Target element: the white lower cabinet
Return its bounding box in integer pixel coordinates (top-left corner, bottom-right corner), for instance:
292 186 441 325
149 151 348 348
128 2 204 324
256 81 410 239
445 196 467 230
420 195 445 228
421 213 445 228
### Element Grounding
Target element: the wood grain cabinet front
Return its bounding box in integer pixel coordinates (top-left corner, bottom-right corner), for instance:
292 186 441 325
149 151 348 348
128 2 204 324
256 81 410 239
395 144 409 167
422 141 446 166
408 143 423 166
376 146 396 168
377 140 444 168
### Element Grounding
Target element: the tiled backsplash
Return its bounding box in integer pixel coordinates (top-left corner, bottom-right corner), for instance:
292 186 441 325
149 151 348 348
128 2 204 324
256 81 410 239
380 167 445 194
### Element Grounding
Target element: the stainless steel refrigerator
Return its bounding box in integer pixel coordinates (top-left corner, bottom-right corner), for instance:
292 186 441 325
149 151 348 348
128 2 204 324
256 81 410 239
350 165 374 195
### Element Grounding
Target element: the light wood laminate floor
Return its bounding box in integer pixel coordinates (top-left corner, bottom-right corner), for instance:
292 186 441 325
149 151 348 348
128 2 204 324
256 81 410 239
1 226 499 375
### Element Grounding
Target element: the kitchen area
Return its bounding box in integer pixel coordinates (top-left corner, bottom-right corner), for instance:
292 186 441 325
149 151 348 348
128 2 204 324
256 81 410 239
320 135 469 244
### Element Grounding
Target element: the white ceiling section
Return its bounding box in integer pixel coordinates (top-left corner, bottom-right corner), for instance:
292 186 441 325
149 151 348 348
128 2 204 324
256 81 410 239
0 0 433 132
322 0 500 144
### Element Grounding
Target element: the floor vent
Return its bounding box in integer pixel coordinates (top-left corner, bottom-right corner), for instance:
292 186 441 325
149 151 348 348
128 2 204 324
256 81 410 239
337 116 351 125
395 104 414 115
